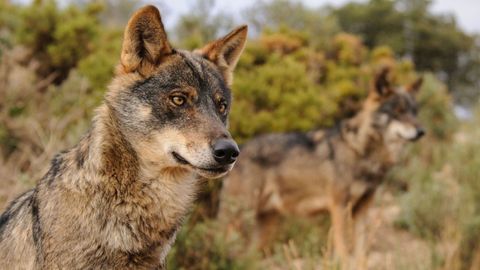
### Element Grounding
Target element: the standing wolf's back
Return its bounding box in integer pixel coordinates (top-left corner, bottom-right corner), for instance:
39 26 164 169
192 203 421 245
0 190 37 268
218 132 326 230
219 133 305 213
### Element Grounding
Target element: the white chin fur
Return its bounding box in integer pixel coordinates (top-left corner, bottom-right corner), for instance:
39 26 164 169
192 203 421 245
388 120 417 140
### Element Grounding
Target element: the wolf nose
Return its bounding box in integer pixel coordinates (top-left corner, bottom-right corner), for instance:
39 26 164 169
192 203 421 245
213 139 239 165
414 128 426 141
417 128 425 138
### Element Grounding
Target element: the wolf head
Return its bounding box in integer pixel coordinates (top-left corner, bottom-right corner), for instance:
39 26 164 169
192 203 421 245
365 68 425 158
105 6 247 179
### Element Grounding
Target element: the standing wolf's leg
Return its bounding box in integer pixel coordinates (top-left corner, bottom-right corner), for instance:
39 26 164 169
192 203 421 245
351 212 368 270
330 202 351 268
251 211 281 252
352 192 376 270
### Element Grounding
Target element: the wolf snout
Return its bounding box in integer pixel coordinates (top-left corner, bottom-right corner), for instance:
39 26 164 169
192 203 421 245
213 138 239 165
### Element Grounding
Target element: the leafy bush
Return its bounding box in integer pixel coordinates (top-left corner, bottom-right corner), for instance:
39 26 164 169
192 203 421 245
15 0 103 82
77 29 122 93
416 73 458 139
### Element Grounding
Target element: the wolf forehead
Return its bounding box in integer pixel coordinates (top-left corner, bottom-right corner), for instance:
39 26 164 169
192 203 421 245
132 50 231 102
378 90 418 116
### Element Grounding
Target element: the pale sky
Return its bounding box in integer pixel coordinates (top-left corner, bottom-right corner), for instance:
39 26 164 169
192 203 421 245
161 0 480 34
14 0 480 34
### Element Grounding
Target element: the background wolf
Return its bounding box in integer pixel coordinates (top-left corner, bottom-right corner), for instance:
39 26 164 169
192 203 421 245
219 69 424 265
0 5 247 269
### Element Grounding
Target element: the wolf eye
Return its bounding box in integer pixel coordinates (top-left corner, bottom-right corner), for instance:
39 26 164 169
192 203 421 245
395 106 406 115
218 101 228 115
171 95 186 106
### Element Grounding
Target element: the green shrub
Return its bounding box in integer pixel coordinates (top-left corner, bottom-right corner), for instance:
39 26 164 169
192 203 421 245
167 219 259 270
0 1 20 56
15 0 103 82
77 29 122 93
231 54 336 142
416 73 458 140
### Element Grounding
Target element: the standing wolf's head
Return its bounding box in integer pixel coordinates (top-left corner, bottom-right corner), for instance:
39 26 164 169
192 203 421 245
364 68 425 159
105 6 247 179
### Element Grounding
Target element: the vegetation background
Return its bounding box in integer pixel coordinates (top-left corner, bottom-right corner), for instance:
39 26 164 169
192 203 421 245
0 0 479 269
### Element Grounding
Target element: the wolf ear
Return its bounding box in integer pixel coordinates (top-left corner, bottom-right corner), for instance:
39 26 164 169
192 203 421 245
120 5 173 76
372 67 393 97
196 25 248 86
407 77 423 95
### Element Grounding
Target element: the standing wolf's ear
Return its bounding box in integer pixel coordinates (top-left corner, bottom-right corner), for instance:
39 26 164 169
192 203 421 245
196 25 248 86
407 77 423 95
120 5 173 76
372 67 393 97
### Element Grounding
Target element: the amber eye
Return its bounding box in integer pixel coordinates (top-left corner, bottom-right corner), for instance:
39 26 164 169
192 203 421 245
171 95 186 106
395 106 405 115
218 101 228 115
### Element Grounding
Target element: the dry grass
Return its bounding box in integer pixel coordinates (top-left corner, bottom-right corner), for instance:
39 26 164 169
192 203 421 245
0 47 96 206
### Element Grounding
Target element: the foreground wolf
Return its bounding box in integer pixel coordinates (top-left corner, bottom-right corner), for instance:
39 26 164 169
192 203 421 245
0 6 247 269
219 69 424 261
